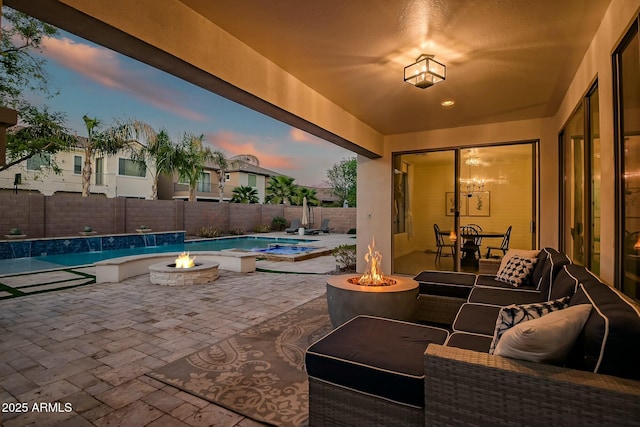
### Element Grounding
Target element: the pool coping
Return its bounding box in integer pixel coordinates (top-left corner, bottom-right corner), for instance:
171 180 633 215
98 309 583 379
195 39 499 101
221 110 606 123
230 246 334 262
94 251 256 284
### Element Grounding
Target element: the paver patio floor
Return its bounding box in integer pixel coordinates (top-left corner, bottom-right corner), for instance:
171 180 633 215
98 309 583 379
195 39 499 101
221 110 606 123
0 268 330 426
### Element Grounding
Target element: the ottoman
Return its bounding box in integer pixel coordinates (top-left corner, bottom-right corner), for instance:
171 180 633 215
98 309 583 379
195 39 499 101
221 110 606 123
306 315 449 427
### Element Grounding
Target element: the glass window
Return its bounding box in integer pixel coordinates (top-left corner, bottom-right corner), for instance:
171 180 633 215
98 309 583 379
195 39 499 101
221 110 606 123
95 157 104 185
118 158 146 177
27 153 50 170
589 88 601 274
197 172 211 192
248 174 257 187
616 20 640 300
562 103 586 265
74 155 82 174
393 158 409 235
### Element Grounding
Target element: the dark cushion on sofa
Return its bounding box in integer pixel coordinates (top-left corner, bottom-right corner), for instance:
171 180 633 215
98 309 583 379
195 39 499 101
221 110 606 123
537 248 572 299
467 286 545 306
452 303 502 336
306 315 449 407
445 331 492 353
547 264 582 300
414 271 476 298
566 275 640 380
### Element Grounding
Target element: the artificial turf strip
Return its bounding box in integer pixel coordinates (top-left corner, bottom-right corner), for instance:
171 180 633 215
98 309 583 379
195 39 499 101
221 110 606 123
0 269 96 299
0 282 26 298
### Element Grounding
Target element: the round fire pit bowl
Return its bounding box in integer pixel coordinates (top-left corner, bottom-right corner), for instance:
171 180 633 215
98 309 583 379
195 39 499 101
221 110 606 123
149 261 219 286
326 274 419 327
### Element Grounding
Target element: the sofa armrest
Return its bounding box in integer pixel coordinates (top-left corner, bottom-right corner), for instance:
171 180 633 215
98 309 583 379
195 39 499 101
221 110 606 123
424 344 640 426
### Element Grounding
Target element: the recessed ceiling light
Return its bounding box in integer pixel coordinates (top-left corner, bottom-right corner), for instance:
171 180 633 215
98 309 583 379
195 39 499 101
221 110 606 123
441 100 455 107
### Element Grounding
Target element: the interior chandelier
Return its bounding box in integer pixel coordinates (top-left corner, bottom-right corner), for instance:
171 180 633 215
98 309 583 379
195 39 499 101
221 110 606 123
460 155 485 197
404 54 446 89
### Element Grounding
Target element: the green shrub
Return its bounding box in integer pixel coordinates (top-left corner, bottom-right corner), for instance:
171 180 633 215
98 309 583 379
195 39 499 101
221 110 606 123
229 228 245 235
347 228 356 234
333 244 357 272
253 224 271 233
271 216 287 231
196 226 221 238
9 227 23 235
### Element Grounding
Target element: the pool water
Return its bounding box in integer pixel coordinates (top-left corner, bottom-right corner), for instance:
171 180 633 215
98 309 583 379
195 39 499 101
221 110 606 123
251 245 316 255
0 236 313 276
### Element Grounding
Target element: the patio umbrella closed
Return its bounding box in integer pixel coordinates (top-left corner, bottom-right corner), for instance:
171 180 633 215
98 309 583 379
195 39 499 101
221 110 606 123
301 196 309 227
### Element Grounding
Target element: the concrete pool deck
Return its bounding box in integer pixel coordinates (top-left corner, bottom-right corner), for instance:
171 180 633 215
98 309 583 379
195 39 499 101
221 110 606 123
0 233 357 426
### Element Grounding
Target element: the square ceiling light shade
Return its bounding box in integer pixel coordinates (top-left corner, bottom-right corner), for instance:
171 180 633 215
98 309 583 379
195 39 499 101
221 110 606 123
404 55 446 89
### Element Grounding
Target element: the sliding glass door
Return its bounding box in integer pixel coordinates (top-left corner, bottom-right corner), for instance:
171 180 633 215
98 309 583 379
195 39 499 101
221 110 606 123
392 142 537 276
393 150 457 274
615 18 640 300
560 83 600 272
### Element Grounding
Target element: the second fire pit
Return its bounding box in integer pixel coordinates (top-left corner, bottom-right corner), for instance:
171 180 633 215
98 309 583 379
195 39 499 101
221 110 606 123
149 252 219 286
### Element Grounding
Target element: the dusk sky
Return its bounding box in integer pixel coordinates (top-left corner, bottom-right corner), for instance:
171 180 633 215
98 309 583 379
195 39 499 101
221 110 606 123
27 26 354 186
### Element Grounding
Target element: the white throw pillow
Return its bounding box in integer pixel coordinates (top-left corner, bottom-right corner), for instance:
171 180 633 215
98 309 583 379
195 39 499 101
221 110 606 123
489 296 571 354
494 304 592 364
498 249 540 273
495 255 538 287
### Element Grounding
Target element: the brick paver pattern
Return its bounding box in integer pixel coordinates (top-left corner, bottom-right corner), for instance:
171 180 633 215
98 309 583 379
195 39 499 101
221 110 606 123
0 270 329 426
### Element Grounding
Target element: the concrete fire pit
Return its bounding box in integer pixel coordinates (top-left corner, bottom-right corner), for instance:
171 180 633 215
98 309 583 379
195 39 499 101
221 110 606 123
149 261 219 286
326 274 419 327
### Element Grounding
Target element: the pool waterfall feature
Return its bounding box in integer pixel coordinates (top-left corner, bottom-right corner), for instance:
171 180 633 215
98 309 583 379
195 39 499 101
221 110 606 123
0 233 319 275
0 231 185 260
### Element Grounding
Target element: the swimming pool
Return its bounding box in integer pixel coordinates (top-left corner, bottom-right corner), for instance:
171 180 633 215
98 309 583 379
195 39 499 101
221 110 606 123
0 236 314 276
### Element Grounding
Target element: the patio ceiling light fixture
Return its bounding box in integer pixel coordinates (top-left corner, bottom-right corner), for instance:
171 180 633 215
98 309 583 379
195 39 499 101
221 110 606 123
404 54 446 89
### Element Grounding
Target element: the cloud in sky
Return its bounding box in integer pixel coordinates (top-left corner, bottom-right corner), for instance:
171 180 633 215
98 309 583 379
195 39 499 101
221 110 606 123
289 127 321 144
206 131 299 172
41 36 207 122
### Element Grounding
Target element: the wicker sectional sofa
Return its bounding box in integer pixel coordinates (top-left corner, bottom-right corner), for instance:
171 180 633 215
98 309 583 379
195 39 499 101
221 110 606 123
305 248 640 427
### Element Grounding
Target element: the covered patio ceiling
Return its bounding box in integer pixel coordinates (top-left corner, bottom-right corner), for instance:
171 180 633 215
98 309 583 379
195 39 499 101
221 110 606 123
7 0 612 144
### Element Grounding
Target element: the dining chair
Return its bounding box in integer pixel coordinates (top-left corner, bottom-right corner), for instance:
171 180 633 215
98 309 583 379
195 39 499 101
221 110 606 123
461 225 482 261
485 225 512 258
433 224 455 263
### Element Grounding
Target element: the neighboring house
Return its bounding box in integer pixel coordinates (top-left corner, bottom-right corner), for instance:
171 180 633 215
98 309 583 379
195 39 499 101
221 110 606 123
158 158 282 203
310 187 339 207
226 161 282 203
0 138 155 198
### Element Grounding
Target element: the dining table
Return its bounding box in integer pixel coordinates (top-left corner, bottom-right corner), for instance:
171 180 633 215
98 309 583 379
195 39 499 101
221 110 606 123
439 229 506 267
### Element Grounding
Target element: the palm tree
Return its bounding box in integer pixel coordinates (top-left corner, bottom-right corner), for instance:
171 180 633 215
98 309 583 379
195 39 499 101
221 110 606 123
292 187 320 206
209 149 231 202
175 132 213 202
209 152 259 202
129 127 178 200
231 154 260 166
230 185 259 203
80 115 138 197
265 175 298 204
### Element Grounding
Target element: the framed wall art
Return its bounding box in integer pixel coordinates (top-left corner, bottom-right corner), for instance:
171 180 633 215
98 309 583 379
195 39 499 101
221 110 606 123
468 191 490 217
445 192 468 216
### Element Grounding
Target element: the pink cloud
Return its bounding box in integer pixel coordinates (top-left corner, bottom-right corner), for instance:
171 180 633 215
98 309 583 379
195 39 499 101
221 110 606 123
289 127 323 144
205 131 299 172
41 36 207 122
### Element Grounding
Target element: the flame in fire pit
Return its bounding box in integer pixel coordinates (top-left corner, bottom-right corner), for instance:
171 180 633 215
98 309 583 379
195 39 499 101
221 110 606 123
348 237 395 286
175 252 195 268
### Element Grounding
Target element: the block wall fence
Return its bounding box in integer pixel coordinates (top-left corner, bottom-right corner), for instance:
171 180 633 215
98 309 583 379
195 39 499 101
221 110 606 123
0 191 356 238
